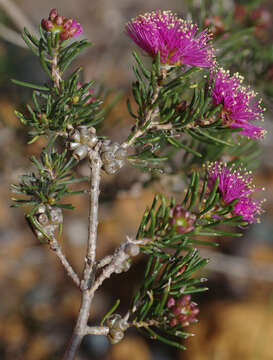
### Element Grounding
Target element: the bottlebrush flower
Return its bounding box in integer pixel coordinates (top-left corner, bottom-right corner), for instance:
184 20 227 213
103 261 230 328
167 295 199 328
126 10 215 68
41 9 82 41
169 205 196 234
210 67 266 139
206 162 264 223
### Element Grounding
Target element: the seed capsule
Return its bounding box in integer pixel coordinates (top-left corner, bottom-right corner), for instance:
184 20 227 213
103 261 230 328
69 129 81 143
73 145 88 161
108 329 124 344
37 204 47 214
124 243 140 257
68 141 81 151
101 151 115 164
50 207 63 225
37 213 49 226
115 148 127 160
87 133 98 148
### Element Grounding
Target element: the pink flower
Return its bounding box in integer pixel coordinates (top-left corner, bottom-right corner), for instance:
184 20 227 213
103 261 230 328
126 10 215 68
207 162 264 223
210 67 266 139
41 9 83 41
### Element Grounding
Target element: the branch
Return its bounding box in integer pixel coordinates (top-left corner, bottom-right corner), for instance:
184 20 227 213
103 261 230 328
85 326 109 336
81 145 103 290
122 72 167 149
49 234 80 287
92 237 151 292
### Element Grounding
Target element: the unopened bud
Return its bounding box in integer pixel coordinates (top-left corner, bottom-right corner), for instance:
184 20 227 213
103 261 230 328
49 8 58 21
55 15 64 25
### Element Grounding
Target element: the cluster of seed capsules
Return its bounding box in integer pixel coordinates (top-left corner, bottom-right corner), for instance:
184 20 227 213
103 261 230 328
114 243 140 274
106 314 129 344
41 8 82 41
33 204 63 240
67 126 127 174
167 295 199 328
169 205 196 234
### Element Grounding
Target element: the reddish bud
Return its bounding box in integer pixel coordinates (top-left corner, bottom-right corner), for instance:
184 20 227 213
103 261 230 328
63 18 73 30
178 314 187 323
170 318 178 327
55 15 64 25
60 31 69 41
49 9 58 21
42 19 53 31
167 297 176 308
172 307 181 316
177 295 191 307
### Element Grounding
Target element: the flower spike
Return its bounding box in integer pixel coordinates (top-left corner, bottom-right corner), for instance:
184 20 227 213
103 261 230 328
210 67 266 139
207 162 264 223
126 10 215 68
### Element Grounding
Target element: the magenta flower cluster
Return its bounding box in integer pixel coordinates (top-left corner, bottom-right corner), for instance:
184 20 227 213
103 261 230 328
210 68 266 139
207 162 264 223
167 295 199 328
42 9 82 41
126 10 214 68
169 205 196 234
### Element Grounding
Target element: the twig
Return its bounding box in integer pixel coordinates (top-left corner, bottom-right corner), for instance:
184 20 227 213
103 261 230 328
85 326 109 336
52 48 61 90
92 237 151 293
122 72 167 149
49 234 80 287
63 145 102 360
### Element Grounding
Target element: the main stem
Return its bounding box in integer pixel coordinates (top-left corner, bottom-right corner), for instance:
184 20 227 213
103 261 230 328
63 147 102 360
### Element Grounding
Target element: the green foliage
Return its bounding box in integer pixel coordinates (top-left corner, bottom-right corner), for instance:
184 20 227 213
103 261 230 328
129 168 247 347
13 27 103 143
127 51 243 170
131 249 208 349
11 147 87 214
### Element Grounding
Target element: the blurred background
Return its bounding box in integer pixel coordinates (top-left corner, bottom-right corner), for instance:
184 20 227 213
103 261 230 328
0 0 273 359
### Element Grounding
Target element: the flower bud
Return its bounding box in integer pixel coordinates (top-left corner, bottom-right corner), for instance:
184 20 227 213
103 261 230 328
41 19 53 31
73 144 88 161
63 18 73 30
167 297 176 308
60 31 69 41
49 8 58 21
55 15 64 25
